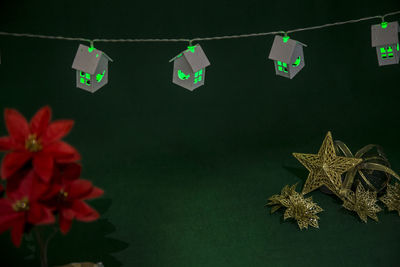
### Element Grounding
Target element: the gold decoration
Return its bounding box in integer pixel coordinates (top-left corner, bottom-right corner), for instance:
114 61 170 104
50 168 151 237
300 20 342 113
379 183 400 215
293 131 362 196
334 142 400 193
267 184 323 230
266 184 298 213
281 193 323 230
342 183 382 223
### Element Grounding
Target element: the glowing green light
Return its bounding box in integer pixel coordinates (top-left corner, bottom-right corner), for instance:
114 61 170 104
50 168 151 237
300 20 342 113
80 78 85 84
194 70 202 77
381 22 388 29
178 70 190 80
96 70 106 82
80 71 85 77
282 62 287 67
278 66 283 71
194 76 202 84
283 36 290 43
177 53 183 58
187 46 196 53
193 70 203 84
96 54 99 58
284 68 288 73
277 61 282 66
88 47 94 53
292 57 301 67
86 80 91 86
397 43 399 51
380 47 386 53
388 53 394 58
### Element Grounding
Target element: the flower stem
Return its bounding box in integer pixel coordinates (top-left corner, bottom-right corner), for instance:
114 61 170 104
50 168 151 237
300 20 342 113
34 226 58 267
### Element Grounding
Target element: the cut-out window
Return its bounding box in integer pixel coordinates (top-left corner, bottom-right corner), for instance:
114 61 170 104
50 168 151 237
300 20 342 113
194 69 203 84
79 71 91 86
292 57 301 67
380 46 395 59
277 61 288 73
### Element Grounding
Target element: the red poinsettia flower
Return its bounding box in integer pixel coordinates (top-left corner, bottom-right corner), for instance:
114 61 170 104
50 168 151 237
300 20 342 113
0 106 80 182
41 163 103 234
0 170 55 247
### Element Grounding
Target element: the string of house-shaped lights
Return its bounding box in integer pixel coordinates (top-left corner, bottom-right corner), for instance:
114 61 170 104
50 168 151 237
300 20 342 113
0 11 399 93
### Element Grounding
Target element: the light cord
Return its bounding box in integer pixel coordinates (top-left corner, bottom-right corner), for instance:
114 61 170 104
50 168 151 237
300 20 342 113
0 11 398 47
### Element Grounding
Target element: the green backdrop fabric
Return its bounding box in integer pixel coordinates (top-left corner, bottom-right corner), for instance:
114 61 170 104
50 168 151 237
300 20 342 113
1 0 400 266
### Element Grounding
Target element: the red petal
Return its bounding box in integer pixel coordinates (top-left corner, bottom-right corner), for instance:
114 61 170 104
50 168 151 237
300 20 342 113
43 141 80 162
0 137 14 151
28 203 55 225
11 216 25 247
72 201 99 222
0 213 18 234
61 208 75 220
0 200 18 224
59 163 82 181
4 109 29 144
41 120 74 144
1 152 32 179
68 180 93 199
83 186 104 200
39 183 62 201
29 106 51 137
59 214 72 234
33 154 54 182
5 169 32 198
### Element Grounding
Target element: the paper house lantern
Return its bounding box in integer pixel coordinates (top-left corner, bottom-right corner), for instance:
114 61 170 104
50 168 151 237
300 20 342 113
268 35 306 79
371 21 399 66
169 44 211 91
72 44 113 93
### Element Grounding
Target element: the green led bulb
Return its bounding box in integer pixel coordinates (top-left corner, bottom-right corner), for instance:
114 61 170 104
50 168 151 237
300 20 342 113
283 36 290 43
187 46 196 53
88 47 94 53
381 22 388 29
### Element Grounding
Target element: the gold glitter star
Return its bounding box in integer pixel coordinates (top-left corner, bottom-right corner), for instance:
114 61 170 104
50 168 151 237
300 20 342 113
293 131 362 195
343 183 382 223
266 184 298 213
280 193 323 230
379 183 400 216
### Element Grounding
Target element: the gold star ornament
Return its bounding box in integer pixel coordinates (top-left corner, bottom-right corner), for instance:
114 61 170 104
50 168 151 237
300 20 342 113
293 132 362 195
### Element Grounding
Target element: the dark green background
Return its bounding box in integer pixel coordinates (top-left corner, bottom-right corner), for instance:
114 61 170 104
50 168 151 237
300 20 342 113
1 0 400 266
